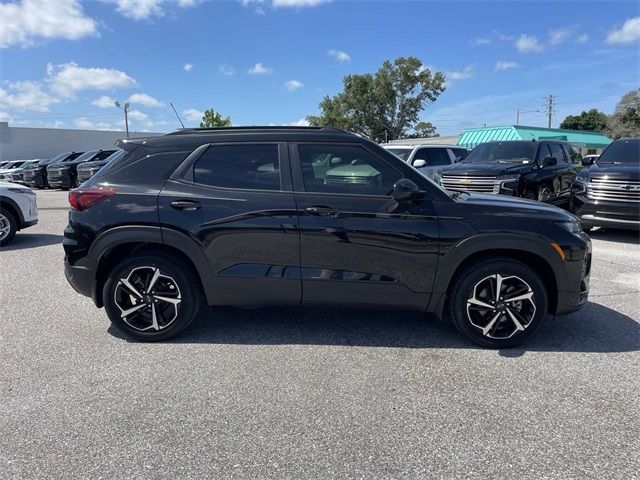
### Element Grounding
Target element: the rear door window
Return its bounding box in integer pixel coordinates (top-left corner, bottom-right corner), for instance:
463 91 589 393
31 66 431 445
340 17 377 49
193 144 280 191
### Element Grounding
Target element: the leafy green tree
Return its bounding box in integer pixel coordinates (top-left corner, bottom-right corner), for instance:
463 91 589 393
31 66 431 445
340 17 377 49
559 109 608 131
605 89 640 139
307 57 446 143
405 121 439 139
200 108 232 128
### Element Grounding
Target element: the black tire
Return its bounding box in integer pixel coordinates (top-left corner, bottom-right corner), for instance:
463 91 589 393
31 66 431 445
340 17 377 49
103 254 202 341
0 208 17 247
447 257 548 348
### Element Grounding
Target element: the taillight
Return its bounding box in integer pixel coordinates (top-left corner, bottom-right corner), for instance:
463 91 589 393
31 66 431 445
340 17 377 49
69 186 116 211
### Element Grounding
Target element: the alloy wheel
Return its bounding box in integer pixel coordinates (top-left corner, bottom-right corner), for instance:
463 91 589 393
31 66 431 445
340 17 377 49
466 274 536 339
114 266 182 332
0 213 11 241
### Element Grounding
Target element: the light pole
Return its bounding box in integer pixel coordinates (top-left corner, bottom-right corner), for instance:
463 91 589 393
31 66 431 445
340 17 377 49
115 101 130 138
516 109 540 126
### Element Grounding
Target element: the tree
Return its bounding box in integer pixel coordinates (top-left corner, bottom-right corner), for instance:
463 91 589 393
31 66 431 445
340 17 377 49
307 57 446 143
605 89 640 139
559 109 608 131
200 108 232 128
404 121 439 139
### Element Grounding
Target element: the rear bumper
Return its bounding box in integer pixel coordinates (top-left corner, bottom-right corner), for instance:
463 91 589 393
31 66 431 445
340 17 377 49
573 193 639 230
64 259 97 301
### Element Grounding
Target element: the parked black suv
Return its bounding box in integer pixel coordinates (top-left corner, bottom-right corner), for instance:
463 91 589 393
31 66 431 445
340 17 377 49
23 152 83 188
438 140 579 206
572 138 639 230
63 127 591 348
77 150 124 184
48 150 116 189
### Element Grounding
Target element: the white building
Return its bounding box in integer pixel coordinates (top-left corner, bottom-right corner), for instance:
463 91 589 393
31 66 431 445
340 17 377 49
0 122 164 161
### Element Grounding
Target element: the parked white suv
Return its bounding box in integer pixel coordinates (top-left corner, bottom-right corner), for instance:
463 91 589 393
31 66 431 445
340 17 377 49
0 182 38 246
381 143 470 180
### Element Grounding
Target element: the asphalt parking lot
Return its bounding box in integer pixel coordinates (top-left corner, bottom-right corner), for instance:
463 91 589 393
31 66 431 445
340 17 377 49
1 190 638 479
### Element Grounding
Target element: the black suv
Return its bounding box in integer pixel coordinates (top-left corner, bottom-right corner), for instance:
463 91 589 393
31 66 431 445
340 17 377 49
23 152 83 188
438 140 579 206
572 138 639 230
47 150 116 189
63 127 591 348
77 149 124 184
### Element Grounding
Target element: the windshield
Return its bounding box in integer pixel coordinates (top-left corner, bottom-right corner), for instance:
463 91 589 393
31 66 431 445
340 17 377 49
596 139 639 165
462 142 537 164
71 151 99 163
385 147 412 161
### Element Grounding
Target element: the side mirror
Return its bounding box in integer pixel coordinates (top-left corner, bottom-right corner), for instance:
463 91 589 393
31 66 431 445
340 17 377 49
542 156 557 167
392 178 424 202
412 159 427 168
582 157 595 167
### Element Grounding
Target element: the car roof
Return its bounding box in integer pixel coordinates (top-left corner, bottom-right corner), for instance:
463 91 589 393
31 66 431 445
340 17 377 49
118 126 367 150
382 143 464 149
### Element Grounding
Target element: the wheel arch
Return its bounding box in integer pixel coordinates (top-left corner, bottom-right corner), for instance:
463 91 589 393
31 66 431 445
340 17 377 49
0 195 26 225
429 233 564 317
90 226 215 307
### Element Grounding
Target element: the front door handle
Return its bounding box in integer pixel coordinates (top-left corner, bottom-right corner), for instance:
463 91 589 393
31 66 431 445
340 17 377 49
305 206 337 216
171 200 201 211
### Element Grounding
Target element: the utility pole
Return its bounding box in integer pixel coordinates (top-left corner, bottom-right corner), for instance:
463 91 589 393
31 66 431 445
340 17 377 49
114 100 130 139
544 95 554 128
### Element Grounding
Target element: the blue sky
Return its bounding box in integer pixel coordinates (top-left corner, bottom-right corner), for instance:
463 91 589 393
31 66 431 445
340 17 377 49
1 0 639 135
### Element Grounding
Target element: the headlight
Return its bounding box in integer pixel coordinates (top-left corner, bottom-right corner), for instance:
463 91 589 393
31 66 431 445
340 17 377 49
8 187 33 195
573 170 589 193
555 220 582 234
497 173 521 181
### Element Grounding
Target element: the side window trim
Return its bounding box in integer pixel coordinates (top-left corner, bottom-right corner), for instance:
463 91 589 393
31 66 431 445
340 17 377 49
289 142 404 197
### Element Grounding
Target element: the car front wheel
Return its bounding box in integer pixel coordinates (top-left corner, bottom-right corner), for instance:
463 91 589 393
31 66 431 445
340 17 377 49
103 254 202 341
0 209 17 246
448 258 548 348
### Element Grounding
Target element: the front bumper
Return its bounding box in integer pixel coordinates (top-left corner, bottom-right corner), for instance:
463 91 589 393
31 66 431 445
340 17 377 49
573 193 639 230
555 235 591 315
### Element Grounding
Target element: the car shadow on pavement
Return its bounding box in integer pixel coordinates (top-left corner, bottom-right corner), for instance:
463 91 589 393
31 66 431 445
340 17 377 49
588 228 640 245
108 301 639 353
0 233 64 251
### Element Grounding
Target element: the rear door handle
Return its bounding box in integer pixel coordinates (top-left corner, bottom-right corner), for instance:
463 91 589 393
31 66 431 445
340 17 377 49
305 206 337 216
171 200 201 211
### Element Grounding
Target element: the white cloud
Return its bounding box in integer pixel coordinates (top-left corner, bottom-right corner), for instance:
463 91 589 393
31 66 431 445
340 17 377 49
289 118 310 126
183 63 193 72
0 0 97 48
495 61 518 72
182 108 203 122
606 17 640 44
219 63 236 76
74 117 119 131
515 34 544 53
272 0 331 6
470 37 491 46
248 62 273 75
0 81 60 112
48 62 137 97
576 33 589 43
107 0 200 20
91 95 117 108
548 27 572 45
446 64 475 80
128 93 164 107
284 80 303 91
327 49 351 63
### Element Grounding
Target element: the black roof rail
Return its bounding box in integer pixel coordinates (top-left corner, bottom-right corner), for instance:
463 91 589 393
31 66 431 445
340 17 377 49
165 126 349 136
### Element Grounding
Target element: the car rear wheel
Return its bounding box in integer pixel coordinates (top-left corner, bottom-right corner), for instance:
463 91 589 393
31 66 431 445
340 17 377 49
103 254 202 341
0 209 17 246
448 257 548 348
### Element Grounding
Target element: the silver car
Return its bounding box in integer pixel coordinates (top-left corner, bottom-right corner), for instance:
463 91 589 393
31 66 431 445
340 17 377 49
381 143 470 181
